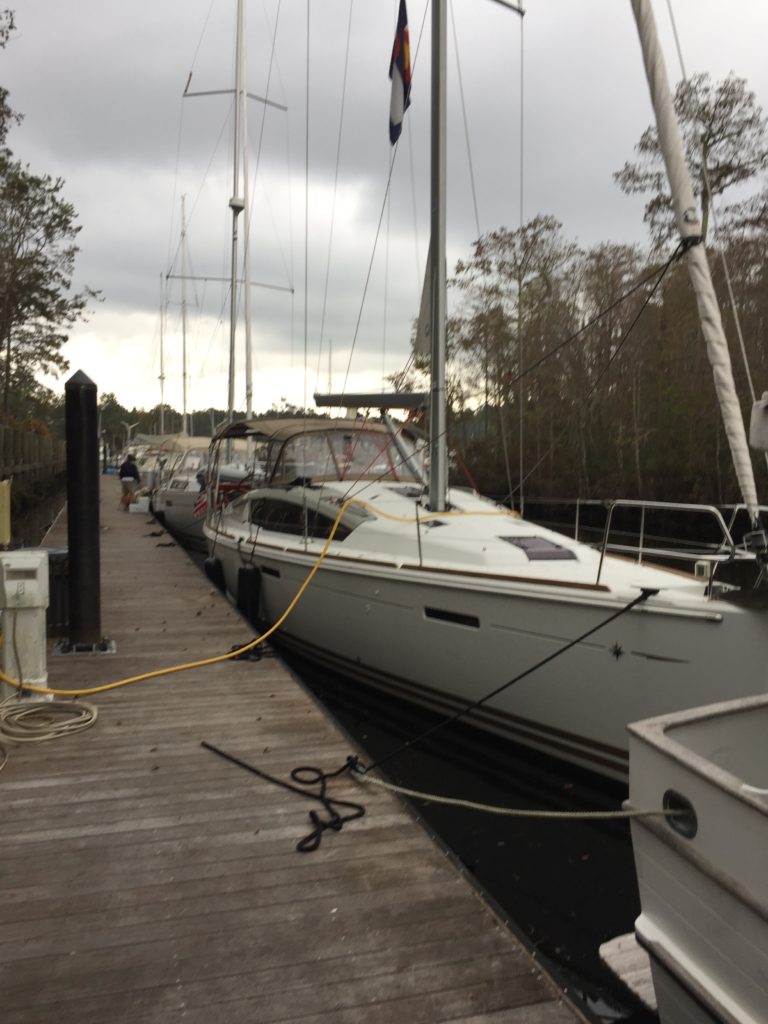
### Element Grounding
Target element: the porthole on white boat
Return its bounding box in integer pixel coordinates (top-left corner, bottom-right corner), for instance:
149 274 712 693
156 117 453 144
662 789 698 838
424 607 480 628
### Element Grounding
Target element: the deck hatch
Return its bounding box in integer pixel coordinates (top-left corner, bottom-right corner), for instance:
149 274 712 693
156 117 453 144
499 536 577 561
424 606 480 628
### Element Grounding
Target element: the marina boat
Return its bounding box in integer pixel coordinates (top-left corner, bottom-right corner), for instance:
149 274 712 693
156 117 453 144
203 0 768 782
155 436 260 553
204 410 767 781
152 436 214 552
157 0 272 552
621 694 768 1022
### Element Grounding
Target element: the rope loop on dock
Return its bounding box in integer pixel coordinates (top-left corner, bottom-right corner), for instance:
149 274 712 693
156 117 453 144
0 696 98 767
201 741 365 853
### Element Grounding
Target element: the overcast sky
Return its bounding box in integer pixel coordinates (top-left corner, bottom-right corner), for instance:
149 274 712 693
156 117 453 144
4 0 768 421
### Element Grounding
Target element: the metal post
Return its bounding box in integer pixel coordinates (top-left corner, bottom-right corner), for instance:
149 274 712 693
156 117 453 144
65 370 101 646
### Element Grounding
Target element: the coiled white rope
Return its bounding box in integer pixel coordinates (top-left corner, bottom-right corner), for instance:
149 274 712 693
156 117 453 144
0 697 98 771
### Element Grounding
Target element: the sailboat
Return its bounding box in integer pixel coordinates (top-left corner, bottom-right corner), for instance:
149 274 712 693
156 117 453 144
155 0 267 551
203 0 768 783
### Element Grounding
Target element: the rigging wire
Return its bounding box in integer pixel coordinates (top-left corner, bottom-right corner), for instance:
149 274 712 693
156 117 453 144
250 3 298 319
407 110 422 306
503 241 686 502
338 0 431 405
450 0 481 238
315 0 355 392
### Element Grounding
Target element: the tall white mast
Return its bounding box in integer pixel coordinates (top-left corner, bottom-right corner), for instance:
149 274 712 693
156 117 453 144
159 271 166 435
227 0 245 425
241 5 254 421
180 193 189 436
426 0 523 511
427 0 448 512
631 0 759 525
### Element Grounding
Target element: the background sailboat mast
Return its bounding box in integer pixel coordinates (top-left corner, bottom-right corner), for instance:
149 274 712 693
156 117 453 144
428 0 448 513
631 0 760 525
180 193 189 435
227 0 245 425
158 271 165 435
241 4 253 421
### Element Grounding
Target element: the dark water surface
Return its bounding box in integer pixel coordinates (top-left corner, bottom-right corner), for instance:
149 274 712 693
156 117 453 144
279 651 659 1024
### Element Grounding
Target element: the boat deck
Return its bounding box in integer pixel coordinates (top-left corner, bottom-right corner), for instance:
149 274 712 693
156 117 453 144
1 476 585 1023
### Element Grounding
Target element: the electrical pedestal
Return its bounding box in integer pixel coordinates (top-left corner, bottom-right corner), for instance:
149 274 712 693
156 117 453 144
0 549 51 702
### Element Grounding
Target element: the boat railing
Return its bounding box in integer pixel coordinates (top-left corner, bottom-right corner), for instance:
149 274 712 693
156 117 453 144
595 499 738 585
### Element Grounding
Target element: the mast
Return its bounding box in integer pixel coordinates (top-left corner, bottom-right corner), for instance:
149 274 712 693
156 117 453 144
425 0 523 511
180 194 189 436
427 0 448 512
227 0 245 425
159 271 166 435
630 0 760 525
241 2 254 421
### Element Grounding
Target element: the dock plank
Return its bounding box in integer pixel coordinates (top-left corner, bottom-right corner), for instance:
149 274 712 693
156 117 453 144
0 478 586 1023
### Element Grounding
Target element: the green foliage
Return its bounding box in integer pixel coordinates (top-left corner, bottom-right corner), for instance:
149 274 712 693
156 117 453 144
444 222 768 507
614 72 768 247
0 11 96 423
0 154 95 417
0 10 19 148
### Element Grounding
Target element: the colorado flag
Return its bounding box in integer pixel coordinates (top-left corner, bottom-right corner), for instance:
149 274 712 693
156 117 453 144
389 0 411 145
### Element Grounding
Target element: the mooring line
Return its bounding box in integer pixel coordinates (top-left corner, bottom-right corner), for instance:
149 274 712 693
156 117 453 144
358 587 659 776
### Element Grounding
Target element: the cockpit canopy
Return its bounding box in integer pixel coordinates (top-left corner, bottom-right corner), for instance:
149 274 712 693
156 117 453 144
269 425 424 485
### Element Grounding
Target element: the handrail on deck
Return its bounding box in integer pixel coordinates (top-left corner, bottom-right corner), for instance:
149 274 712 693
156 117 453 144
595 499 737 585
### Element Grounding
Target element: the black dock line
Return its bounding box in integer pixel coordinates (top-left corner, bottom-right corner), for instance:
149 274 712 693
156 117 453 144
201 741 365 853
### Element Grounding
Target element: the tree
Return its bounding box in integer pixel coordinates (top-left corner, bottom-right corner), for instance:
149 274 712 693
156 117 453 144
0 10 95 422
614 72 768 248
0 10 19 148
0 156 96 418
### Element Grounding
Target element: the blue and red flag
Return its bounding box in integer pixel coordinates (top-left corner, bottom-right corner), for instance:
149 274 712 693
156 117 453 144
389 0 411 145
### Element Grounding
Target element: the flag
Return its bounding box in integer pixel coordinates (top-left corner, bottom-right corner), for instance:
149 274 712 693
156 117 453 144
389 0 411 145
193 489 207 519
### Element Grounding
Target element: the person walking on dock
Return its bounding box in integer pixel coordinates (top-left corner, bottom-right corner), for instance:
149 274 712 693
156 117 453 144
119 453 140 510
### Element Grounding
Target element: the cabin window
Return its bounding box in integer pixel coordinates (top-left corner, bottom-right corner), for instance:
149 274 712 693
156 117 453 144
250 498 350 541
269 428 424 484
499 536 577 561
271 433 336 484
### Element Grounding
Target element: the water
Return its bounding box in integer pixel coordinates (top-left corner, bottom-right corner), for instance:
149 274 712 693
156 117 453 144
16 486 66 547
279 651 659 1024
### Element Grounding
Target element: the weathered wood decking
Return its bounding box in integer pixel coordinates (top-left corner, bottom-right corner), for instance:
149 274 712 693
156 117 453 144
0 477 586 1023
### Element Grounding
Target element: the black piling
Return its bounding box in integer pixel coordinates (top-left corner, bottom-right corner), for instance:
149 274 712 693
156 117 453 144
65 370 101 646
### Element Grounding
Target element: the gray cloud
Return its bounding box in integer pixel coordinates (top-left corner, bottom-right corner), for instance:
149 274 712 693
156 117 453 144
5 0 768 413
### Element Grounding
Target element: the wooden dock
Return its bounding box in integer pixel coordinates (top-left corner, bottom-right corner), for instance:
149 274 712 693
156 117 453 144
1 476 587 1023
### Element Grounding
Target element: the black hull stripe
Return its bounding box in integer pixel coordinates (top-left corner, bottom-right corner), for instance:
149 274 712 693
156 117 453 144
274 629 629 777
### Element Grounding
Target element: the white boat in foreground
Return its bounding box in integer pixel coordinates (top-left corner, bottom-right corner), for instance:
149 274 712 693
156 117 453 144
624 694 768 1023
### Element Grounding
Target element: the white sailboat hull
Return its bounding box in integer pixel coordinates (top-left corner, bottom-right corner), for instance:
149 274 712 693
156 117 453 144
154 487 206 552
207 484 768 780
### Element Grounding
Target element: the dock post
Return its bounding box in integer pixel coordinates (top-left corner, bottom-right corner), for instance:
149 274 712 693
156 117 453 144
65 370 102 647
